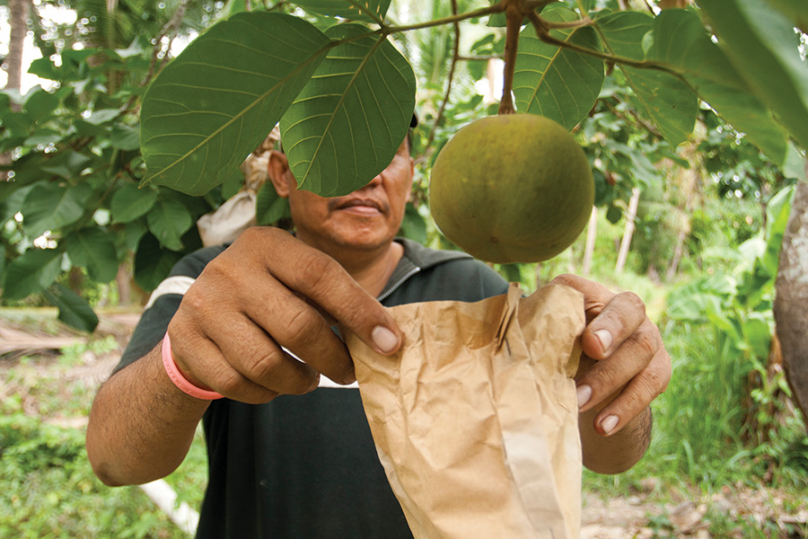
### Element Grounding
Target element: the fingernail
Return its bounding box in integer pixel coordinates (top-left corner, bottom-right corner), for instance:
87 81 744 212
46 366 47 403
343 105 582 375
372 325 399 354
594 329 613 353
601 415 619 435
577 385 592 408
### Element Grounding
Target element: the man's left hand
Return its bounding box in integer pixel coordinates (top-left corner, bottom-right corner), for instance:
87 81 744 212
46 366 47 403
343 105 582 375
551 274 671 437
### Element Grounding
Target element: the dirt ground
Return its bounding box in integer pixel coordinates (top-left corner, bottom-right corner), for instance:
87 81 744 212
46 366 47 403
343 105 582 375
2 308 806 538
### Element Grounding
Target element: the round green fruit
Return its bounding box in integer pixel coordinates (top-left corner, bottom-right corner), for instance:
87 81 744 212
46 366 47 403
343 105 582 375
429 114 594 264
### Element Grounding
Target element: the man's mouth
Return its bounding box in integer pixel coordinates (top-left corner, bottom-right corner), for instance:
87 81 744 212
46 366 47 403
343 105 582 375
332 198 386 215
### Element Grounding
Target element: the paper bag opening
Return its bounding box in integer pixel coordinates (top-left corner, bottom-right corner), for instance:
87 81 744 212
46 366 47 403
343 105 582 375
346 283 585 539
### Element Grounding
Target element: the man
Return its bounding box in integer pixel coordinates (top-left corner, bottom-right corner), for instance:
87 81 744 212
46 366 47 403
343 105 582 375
87 133 671 538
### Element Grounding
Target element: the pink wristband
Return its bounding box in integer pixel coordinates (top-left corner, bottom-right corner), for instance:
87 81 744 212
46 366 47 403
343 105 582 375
161 333 224 400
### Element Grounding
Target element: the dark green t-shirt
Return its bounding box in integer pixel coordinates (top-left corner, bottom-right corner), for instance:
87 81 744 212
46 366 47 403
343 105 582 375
114 237 509 539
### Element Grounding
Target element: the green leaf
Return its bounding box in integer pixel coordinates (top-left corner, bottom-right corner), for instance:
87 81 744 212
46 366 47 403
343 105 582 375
280 24 416 196
398 203 427 244
21 183 92 238
513 6 604 130
255 183 291 225
140 12 331 196
134 233 184 291
24 128 64 147
782 143 807 181
27 57 61 81
147 199 194 251
765 0 808 32
762 184 795 276
648 9 788 165
110 124 140 151
111 183 159 223
65 227 119 283
124 220 148 251
596 11 697 147
0 185 32 226
698 0 808 151
2 111 34 136
24 88 60 123
291 0 391 24
39 150 93 179
84 109 121 125
2 248 63 300
42 283 99 333
742 313 772 360
606 204 622 224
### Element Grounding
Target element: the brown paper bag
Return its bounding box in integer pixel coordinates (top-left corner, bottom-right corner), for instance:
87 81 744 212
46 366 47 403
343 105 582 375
345 283 585 539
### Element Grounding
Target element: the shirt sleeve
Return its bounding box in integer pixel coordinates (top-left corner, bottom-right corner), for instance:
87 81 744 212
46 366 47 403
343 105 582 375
112 245 228 374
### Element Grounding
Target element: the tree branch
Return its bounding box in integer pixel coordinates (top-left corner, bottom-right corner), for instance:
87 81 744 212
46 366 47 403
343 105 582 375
527 11 675 74
384 2 504 34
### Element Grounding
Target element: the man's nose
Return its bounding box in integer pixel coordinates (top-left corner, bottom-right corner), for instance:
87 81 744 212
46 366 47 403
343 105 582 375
359 173 383 190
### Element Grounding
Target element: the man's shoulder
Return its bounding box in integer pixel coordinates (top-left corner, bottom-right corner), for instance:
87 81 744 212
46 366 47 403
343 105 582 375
397 237 472 270
169 244 231 278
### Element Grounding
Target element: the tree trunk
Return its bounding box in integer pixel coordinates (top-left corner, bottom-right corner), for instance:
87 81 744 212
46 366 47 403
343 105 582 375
1 0 29 181
615 187 641 273
773 179 808 428
4 0 29 92
582 206 598 276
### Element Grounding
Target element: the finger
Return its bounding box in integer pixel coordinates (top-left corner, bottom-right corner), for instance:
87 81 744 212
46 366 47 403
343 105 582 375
242 273 357 385
551 274 648 360
203 311 321 395
581 290 648 359
262 230 403 356
575 319 660 413
591 348 671 436
168 325 279 404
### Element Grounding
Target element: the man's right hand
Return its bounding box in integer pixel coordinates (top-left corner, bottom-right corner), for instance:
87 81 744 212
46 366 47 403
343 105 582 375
166 227 403 404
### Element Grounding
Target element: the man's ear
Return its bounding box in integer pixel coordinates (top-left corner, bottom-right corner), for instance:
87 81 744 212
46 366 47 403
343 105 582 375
267 150 293 197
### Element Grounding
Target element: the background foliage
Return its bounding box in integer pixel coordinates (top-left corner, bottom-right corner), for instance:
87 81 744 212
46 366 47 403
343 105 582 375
1 0 807 536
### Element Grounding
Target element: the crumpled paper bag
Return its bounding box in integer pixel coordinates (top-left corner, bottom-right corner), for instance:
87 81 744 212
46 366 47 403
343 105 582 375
345 283 585 539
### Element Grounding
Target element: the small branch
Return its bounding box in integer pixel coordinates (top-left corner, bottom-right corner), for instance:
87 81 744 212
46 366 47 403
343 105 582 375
267 0 286 11
384 2 504 34
527 11 674 74
498 0 522 114
424 0 461 154
539 16 592 29
73 165 117 231
457 54 502 61
141 0 190 88
603 98 663 139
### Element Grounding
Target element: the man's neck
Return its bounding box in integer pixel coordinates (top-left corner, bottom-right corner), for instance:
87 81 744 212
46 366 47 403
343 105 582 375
298 235 404 298
344 241 404 298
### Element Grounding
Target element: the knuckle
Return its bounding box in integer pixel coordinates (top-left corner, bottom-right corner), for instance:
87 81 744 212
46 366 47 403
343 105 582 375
620 291 647 317
282 307 320 345
632 326 659 358
245 349 282 382
180 288 208 317
591 361 622 393
295 251 340 293
217 370 245 395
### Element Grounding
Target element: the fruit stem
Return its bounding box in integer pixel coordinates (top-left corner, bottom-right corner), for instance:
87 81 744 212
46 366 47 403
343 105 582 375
498 0 523 115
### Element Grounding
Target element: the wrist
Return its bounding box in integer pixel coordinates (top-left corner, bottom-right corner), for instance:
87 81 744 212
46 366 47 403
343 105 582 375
161 333 224 401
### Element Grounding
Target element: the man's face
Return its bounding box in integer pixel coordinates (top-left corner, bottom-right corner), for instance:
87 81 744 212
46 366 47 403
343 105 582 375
268 140 414 256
